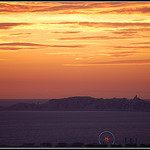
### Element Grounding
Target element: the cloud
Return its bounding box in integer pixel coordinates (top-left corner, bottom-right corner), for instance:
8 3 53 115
106 51 150 57
57 35 137 41
0 42 47 47
48 45 85 48
0 23 33 30
0 2 104 14
48 21 150 28
0 47 39 51
0 42 86 48
97 50 150 58
0 2 45 13
109 54 131 57
0 47 22 50
108 51 149 54
0 2 149 14
64 59 150 66
51 31 81 34
132 19 146 21
31 4 92 12
44 45 85 48
111 31 137 36
106 28 150 36
113 46 150 49
87 2 149 8
9 33 32 36
45 52 80 55
51 2 141 11
132 42 150 45
75 56 93 60
98 6 150 14
93 59 150 64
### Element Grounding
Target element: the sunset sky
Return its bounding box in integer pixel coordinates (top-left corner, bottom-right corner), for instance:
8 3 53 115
0 1 150 99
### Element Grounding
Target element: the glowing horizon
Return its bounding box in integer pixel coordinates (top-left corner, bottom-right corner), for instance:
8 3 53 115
0 1 150 99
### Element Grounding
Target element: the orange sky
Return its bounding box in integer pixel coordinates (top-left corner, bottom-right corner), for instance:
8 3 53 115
0 2 150 99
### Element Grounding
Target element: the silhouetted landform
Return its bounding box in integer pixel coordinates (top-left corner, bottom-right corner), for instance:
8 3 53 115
1 95 150 111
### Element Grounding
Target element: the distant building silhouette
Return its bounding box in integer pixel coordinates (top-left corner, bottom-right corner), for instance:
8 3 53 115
133 95 140 100
125 137 137 147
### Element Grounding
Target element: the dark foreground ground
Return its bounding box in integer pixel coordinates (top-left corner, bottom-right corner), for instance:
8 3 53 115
0 142 150 148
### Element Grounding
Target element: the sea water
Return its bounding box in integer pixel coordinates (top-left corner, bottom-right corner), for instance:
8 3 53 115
0 111 149 146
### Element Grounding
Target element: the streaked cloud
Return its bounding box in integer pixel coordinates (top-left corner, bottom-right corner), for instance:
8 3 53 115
45 52 80 55
109 54 131 57
106 51 150 57
0 42 86 49
0 2 150 14
111 31 137 36
41 44 86 48
58 35 138 41
0 23 33 29
51 31 81 34
132 19 147 21
75 56 93 60
0 42 47 47
49 21 150 28
112 46 150 49
132 42 150 45
0 47 38 51
9 33 32 36
0 2 45 13
64 59 150 66
106 28 150 36
98 6 150 14
0 47 22 50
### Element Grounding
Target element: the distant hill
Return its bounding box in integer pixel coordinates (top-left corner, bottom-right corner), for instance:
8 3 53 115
1 95 150 112
0 99 49 106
